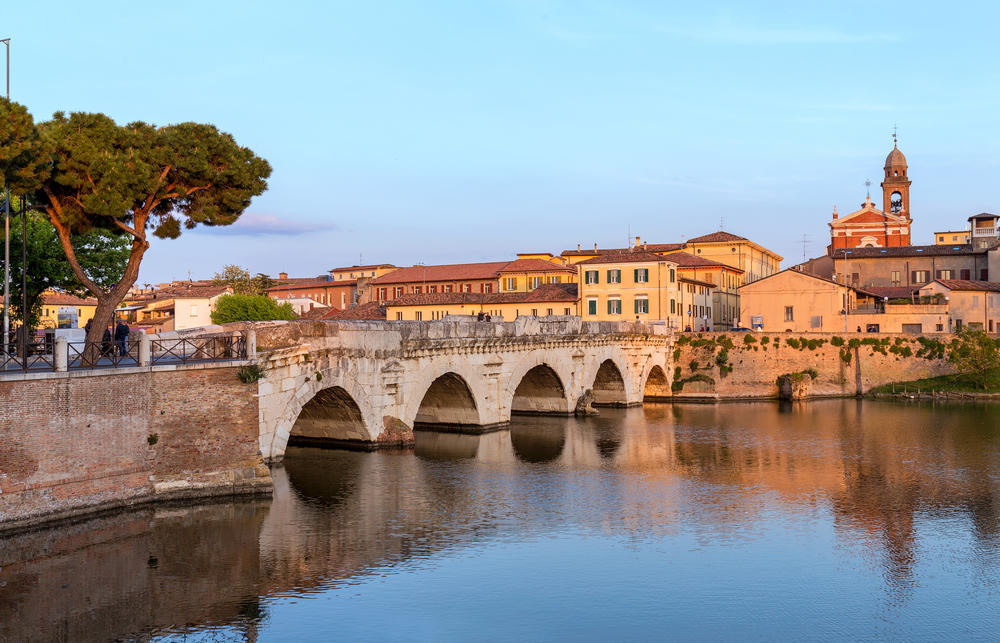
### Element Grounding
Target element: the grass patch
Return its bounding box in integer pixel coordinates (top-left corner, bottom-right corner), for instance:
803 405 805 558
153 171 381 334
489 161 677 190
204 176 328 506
869 369 1000 394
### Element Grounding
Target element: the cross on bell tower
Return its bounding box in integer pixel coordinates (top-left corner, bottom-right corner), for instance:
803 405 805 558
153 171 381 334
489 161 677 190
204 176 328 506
881 129 911 218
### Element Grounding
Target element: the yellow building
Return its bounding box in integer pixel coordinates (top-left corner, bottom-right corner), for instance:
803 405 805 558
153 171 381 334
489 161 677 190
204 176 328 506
386 283 578 321
677 277 716 332
328 264 398 282
577 251 686 327
513 252 569 266
38 291 98 329
682 231 782 284
497 259 577 293
934 230 970 245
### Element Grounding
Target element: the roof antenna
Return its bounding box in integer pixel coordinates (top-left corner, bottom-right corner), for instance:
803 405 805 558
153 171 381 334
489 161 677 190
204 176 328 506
865 179 871 199
720 216 725 231
892 124 898 146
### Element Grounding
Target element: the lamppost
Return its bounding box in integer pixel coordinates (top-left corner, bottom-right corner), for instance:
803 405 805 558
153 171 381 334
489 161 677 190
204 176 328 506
2 37 9 360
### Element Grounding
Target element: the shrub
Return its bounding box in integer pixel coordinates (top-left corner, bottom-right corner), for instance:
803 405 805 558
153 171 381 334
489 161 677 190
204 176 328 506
761 336 770 345
676 335 692 345
785 337 800 349
672 348 681 362
673 366 682 381
743 334 757 345
237 363 267 383
211 294 295 324
715 348 729 366
840 348 852 364
716 335 735 350
690 360 700 371
830 336 844 347
147 433 159 446
672 372 715 393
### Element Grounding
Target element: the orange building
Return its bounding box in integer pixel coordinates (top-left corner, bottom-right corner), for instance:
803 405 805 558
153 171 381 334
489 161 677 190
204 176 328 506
829 139 912 251
265 279 360 311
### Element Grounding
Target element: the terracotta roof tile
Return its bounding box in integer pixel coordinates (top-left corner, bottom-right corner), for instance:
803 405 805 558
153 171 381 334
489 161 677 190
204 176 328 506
372 261 511 285
387 283 577 307
329 264 397 272
669 253 743 271
929 279 1000 292
686 231 748 244
266 280 355 292
304 301 388 320
577 251 679 265
840 244 989 258
496 258 575 273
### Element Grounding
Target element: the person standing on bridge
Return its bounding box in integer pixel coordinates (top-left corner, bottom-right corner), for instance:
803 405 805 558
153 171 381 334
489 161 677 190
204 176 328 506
115 320 130 357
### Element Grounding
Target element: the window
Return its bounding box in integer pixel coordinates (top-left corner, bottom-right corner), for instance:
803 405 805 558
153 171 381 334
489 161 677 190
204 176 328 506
784 306 794 322
505 277 517 291
670 299 676 314
669 268 675 283
549 276 559 284
902 323 922 334
413 286 422 294
564 307 571 315
635 297 649 314
936 270 953 280
190 304 198 317
394 287 403 298
530 277 541 289
585 270 599 284
531 308 538 316
587 299 598 315
429 285 437 293
445 285 453 293
973 295 980 309
891 271 900 286
546 308 553 316
607 270 621 284
396 312 403 320
482 284 492 293
810 315 823 329
981 269 989 280
415 311 423 321
939 236 945 242
634 268 649 283
952 236 958 241
463 284 472 293
607 298 621 315
912 270 929 283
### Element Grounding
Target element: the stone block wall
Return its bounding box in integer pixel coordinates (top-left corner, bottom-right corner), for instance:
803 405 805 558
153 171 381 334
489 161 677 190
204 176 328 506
671 332 954 399
0 365 271 533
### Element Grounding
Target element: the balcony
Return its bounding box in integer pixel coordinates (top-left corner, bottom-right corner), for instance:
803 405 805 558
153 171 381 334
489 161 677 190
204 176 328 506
972 226 996 237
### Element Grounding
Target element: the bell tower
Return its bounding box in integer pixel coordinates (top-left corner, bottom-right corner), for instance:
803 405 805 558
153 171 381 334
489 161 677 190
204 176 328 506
881 131 911 218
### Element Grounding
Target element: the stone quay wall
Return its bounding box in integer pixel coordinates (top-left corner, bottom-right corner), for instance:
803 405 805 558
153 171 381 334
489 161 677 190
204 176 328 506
671 332 955 399
0 363 272 534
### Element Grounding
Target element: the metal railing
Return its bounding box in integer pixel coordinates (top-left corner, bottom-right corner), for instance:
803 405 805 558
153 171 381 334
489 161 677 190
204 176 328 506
0 338 57 372
151 334 247 365
67 340 140 370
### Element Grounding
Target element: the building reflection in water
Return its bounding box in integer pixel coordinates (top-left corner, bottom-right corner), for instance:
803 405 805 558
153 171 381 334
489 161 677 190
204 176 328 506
1 400 998 640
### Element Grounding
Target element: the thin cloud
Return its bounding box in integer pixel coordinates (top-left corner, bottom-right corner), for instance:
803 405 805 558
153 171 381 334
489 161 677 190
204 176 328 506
194 213 337 237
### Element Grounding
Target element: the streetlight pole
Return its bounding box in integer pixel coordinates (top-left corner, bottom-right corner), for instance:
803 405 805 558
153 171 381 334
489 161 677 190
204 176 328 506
2 38 10 361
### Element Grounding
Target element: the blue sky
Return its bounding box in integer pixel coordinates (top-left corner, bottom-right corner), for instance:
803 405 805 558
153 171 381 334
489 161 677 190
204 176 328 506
4 1 999 282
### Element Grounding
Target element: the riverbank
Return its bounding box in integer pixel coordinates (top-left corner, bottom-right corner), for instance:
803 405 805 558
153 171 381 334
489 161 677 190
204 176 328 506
867 369 1000 400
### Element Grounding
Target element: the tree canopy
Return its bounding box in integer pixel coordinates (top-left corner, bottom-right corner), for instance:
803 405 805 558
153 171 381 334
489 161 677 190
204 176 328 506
0 98 272 343
948 327 1000 389
210 294 294 324
212 264 276 296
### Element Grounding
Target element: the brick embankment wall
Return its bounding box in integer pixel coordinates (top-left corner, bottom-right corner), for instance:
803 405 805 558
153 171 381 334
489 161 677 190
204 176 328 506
0 366 271 534
671 332 954 400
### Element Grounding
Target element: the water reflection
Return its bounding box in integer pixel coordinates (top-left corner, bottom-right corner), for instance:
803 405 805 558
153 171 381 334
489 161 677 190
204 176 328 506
2 400 999 641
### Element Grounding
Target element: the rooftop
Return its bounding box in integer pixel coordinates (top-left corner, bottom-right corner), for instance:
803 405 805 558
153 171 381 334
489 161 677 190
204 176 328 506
387 283 578 307
837 244 990 258
329 264 397 272
686 231 748 244
577 251 679 266
266 279 357 292
929 279 1000 293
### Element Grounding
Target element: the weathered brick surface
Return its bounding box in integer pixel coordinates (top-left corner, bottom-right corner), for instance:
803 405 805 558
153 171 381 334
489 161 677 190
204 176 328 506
0 367 270 531
672 332 954 399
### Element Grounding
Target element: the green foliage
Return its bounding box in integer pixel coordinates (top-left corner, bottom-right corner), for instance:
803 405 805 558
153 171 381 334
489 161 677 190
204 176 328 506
947 327 1000 389
888 343 913 358
719 363 733 376
716 335 734 350
690 338 715 348
689 360 700 372
211 294 295 324
715 348 729 366
743 334 757 345
0 207 129 331
671 372 715 393
673 366 682 381
237 363 267 384
785 337 800 349
316 372 323 382
869 368 1000 394
804 338 826 350
0 99 272 343
146 433 159 446
672 348 681 362
830 336 845 347
860 337 890 355
915 336 946 360
676 335 691 345
840 348 853 364
213 264 276 296
760 336 770 345
776 369 818 386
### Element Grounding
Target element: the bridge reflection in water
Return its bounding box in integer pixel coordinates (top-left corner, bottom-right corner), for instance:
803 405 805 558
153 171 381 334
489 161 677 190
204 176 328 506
3 401 1000 640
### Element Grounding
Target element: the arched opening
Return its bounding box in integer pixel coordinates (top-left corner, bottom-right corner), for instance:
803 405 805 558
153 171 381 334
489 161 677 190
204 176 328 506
643 365 670 402
511 364 568 415
414 372 480 431
289 386 368 447
592 359 627 406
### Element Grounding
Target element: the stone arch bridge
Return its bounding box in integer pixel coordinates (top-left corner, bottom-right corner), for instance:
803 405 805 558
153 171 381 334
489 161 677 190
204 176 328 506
254 317 674 462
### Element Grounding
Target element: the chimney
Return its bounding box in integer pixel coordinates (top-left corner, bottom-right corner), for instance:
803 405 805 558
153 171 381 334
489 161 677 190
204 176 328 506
594 243 598 251
279 272 288 280
577 243 581 252
635 236 640 247
832 206 838 220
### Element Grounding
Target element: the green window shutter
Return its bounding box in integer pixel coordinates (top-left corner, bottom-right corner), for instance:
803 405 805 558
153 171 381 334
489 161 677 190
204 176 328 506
607 299 613 314
633 268 639 282
634 298 639 313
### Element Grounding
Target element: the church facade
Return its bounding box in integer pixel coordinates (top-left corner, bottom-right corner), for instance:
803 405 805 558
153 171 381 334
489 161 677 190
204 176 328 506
828 140 912 253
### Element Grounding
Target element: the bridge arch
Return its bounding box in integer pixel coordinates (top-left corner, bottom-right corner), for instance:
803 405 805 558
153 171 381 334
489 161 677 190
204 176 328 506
643 364 671 402
412 372 482 430
507 359 573 416
268 370 378 458
591 358 628 406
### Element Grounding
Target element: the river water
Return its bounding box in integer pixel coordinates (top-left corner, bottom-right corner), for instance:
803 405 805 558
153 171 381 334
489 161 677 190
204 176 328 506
2 400 999 641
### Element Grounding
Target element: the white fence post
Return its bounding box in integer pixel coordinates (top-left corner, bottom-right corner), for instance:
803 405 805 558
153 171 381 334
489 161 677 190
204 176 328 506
54 336 68 372
243 329 256 360
139 333 151 366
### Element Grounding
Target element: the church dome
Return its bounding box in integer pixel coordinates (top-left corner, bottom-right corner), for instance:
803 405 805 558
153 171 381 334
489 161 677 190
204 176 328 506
884 144 907 169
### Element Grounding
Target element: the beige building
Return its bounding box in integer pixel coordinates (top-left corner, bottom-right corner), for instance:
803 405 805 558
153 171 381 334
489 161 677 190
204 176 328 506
919 280 1000 333
118 283 232 332
833 244 996 290
739 269 876 333
682 231 783 284
577 251 686 327
677 277 716 331
329 264 398 282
